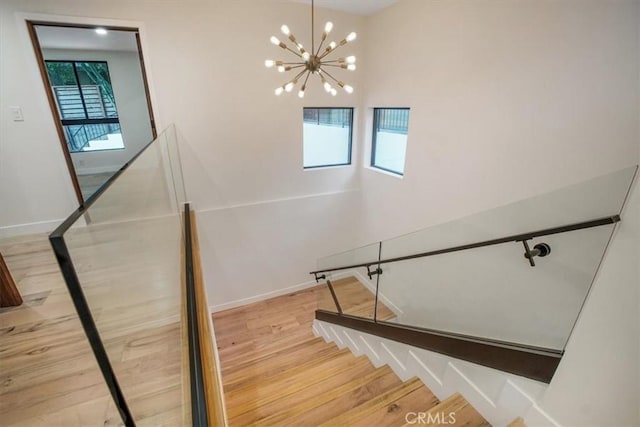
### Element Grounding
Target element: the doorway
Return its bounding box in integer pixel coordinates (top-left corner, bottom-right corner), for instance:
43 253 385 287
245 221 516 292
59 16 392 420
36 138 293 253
27 22 157 203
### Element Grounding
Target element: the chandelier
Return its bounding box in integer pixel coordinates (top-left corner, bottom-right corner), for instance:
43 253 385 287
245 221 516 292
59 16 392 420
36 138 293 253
265 0 357 98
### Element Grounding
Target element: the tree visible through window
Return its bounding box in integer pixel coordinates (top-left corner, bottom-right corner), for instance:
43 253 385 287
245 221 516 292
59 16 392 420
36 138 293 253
303 107 353 168
45 61 124 152
371 108 410 175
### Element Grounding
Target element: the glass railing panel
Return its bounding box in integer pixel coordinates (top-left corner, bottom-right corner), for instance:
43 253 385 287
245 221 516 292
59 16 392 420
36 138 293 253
317 243 381 319
376 223 615 349
375 166 636 350
60 126 191 425
380 166 636 261
162 123 187 208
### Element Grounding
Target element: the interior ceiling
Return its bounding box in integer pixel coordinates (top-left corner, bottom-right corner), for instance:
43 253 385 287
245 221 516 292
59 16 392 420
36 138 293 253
33 1 398 53
287 0 399 16
35 26 138 52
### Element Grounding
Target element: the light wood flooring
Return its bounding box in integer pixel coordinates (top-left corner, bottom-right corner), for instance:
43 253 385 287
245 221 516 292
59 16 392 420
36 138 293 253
77 171 117 200
0 220 188 426
212 277 491 426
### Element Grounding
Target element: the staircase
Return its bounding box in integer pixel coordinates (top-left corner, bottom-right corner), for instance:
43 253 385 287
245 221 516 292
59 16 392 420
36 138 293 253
212 282 491 426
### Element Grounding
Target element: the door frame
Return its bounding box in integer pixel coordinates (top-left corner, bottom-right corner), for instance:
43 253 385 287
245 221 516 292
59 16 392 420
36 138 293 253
26 20 158 205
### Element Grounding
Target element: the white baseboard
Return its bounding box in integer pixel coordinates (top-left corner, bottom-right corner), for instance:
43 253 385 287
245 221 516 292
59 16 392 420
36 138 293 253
210 278 319 313
76 165 120 175
0 219 64 239
314 319 558 427
209 269 359 313
352 270 404 317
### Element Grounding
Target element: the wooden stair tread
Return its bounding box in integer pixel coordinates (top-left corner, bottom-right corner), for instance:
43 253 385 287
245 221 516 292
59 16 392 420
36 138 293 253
226 351 374 419
217 329 317 367
222 339 336 390
231 356 388 426
402 392 491 427
221 335 327 372
508 417 526 427
266 367 403 426
320 377 438 426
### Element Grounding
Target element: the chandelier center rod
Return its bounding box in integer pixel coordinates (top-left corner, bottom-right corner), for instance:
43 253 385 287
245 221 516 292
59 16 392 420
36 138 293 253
311 0 315 54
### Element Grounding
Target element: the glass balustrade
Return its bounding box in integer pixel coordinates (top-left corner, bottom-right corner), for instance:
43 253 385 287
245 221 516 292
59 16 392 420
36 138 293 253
50 124 194 425
314 166 637 356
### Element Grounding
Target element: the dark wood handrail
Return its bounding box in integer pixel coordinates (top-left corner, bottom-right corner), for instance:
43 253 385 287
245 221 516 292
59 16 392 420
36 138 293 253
310 215 620 275
316 310 562 383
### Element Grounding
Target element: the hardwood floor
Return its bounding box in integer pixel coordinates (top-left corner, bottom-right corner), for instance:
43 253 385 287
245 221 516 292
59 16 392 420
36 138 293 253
213 278 490 426
77 171 117 200
0 233 116 426
0 219 188 427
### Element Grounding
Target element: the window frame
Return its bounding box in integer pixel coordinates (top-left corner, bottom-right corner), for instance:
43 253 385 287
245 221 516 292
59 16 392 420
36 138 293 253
45 59 123 153
303 107 354 169
371 107 410 176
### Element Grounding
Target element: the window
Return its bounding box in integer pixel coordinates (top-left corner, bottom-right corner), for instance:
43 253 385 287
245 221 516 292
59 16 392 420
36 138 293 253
45 61 124 153
371 108 410 175
303 107 353 168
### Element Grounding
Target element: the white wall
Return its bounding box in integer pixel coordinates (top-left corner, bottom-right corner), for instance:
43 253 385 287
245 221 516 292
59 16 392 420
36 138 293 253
358 0 639 242
42 48 154 175
0 0 365 306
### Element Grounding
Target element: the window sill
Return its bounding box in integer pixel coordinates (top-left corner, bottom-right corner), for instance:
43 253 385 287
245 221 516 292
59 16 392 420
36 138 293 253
304 164 353 171
365 166 404 179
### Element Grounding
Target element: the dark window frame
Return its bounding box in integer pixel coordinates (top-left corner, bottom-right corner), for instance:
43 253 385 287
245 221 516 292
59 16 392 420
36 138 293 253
303 107 354 169
45 59 123 153
371 107 410 176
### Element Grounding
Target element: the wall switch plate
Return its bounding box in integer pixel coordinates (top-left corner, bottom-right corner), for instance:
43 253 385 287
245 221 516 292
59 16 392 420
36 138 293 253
10 106 24 122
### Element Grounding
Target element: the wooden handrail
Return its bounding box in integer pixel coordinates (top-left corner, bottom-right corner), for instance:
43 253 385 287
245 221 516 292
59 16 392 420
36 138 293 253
185 205 227 426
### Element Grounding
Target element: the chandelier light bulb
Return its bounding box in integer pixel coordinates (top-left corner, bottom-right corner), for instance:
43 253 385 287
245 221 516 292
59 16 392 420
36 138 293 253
331 88 337 96
281 25 290 36
270 36 281 46
346 56 356 64
346 32 357 42
265 59 275 68
285 82 294 92
330 41 336 49
275 87 284 96
344 85 354 94
347 64 356 71
324 82 332 92
324 22 333 34
278 65 286 72
302 52 310 61
298 89 305 98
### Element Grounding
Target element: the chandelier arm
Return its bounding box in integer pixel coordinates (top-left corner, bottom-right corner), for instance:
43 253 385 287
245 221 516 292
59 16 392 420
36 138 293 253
320 68 341 84
319 44 342 60
321 64 347 68
284 46 304 59
291 68 308 83
315 35 326 57
302 70 312 87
